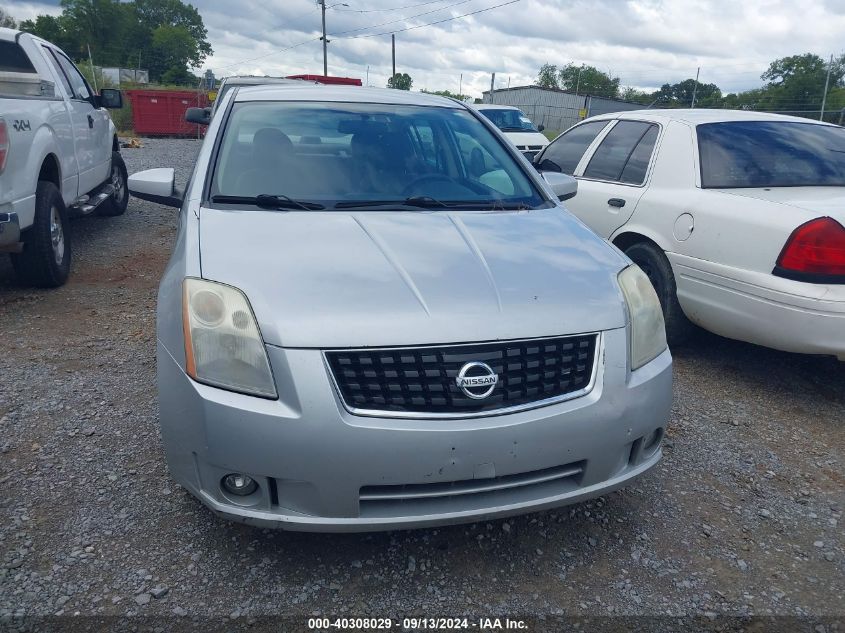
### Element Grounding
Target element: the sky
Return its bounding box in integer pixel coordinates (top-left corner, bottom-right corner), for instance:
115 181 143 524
8 0 845 98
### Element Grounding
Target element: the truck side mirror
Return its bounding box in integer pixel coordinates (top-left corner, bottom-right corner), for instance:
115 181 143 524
98 88 123 109
537 124 545 132
185 107 211 125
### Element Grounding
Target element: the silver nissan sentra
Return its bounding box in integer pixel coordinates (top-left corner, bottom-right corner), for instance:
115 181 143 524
128 85 672 532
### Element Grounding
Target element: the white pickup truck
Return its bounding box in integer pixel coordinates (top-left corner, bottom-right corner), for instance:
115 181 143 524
0 27 128 287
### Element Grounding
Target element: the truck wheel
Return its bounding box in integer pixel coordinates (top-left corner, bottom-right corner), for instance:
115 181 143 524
623 241 695 346
97 151 129 216
11 181 71 288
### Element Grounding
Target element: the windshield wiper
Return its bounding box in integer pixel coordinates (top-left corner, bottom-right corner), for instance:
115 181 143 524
212 194 325 211
335 196 448 210
335 198 533 211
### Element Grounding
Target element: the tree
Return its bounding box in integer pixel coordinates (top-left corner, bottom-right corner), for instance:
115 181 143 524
649 79 722 107
421 89 470 101
149 24 199 82
559 64 620 98
536 63 559 89
760 53 845 112
16 0 211 83
0 6 16 28
620 86 652 105
387 73 412 90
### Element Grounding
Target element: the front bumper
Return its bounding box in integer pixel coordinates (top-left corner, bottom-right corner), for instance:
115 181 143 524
0 212 20 250
157 328 672 532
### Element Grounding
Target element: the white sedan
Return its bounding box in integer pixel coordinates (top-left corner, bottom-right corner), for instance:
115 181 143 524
534 109 845 360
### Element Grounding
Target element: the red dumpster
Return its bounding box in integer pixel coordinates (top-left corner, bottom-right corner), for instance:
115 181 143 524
124 89 210 136
286 74 362 86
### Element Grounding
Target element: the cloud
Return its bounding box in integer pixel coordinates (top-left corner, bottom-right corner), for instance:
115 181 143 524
11 0 845 97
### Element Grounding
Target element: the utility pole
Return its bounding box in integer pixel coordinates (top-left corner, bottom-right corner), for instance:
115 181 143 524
391 34 396 81
366 65 369 86
690 66 700 108
459 73 462 97
820 54 833 121
489 72 495 103
574 65 582 97
320 0 328 76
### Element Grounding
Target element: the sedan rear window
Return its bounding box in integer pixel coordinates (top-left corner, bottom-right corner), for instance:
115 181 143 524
211 101 546 209
697 121 845 188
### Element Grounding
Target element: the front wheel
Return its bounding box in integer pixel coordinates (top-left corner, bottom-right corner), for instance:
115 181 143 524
623 241 695 346
97 151 129 216
11 181 71 287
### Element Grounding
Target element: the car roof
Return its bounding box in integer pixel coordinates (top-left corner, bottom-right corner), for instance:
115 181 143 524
233 84 463 108
587 108 837 127
475 104 520 111
221 76 314 87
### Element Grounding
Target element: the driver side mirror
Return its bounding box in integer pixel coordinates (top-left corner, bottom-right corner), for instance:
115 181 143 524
97 88 123 109
537 124 545 132
128 168 183 208
540 171 578 201
185 107 211 125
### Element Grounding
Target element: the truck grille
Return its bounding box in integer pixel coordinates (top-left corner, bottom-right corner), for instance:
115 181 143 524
325 334 597 417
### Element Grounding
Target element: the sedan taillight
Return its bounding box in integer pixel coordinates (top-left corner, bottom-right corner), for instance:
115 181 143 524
774 217 845 282
0 119 8 174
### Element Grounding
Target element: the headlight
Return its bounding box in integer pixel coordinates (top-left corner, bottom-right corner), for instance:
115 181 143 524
182 278 277 398
618 265 667 370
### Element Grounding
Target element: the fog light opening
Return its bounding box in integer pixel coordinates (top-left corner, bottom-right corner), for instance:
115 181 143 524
642 428 664 456
222 473 258 496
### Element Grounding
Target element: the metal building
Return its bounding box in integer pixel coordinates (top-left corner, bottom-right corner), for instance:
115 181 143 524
481 85 643 134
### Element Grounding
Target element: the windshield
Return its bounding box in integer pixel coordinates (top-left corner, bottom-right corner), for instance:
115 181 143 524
210 101 547 209
697 121 845 188
477 108 540 133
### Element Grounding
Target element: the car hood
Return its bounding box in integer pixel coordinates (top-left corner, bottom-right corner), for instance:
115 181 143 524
199 207 628 348
502 131 549 148
715 187 845 224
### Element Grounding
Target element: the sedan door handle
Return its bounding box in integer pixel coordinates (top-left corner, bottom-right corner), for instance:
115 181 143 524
87 115 94 128
608 198 626 208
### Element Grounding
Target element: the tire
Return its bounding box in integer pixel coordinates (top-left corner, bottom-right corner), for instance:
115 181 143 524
11 181 71 288
97 151 129 216
623 240 695 346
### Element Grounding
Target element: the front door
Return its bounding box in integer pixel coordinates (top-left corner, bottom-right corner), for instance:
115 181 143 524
567 120 660 239
49 49 110 196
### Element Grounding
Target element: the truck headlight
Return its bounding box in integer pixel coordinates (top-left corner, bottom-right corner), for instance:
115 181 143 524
618 265 667 370
182 278 277 398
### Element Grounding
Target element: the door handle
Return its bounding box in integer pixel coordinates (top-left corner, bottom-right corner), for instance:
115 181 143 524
87 115 94 129
608 198 626 208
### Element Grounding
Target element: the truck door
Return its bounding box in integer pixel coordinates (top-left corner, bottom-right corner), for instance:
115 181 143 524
47 48 108 196
38 46 79 199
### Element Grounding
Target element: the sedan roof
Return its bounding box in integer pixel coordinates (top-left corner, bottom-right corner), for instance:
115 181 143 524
233 84 463 108
589 108 837 127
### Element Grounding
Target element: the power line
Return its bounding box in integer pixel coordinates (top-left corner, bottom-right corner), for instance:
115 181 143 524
328 0 475 37
332 0 522 40
334 0 453 13
217 0 520 71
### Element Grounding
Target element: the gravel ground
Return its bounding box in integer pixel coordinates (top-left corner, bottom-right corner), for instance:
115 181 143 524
0 138 843 633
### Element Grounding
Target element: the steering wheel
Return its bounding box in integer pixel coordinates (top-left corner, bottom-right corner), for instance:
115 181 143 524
401 174 455 197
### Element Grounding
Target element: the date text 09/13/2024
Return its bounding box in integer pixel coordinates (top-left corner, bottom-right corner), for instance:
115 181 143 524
307 617 529 630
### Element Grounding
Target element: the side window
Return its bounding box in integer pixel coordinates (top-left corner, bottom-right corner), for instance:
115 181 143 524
619 126 659 184
50 50 92 100
41 47 73 97
583 121 656 183
538 121 609 175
